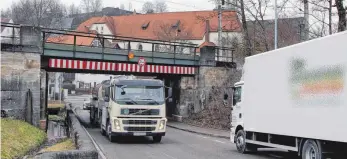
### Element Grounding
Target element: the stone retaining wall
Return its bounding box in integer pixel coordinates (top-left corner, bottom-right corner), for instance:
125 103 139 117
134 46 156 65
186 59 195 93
1 51 41 126
34 105 98 159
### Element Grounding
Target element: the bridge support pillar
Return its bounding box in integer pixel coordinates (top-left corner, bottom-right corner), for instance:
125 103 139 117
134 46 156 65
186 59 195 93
1 25 43 127
176 46 242 119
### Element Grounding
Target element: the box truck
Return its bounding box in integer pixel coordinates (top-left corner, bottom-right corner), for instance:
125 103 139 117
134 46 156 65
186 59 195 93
89 75 172 143
230 31 347 159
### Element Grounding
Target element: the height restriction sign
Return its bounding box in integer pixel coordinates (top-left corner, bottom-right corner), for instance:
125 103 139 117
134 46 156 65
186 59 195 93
138 57 146 67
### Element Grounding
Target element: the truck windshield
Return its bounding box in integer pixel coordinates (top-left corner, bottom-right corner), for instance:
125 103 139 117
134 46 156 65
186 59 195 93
233 86 242 106
114 85 165 105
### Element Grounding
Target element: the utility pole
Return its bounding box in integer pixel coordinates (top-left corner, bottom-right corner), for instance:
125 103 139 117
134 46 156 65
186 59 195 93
218 0 224 58
303 0 309 40
218 0 223 48
274 0 278 49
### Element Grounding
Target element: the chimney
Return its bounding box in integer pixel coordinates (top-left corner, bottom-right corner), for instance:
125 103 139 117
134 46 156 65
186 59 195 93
205 20 210 42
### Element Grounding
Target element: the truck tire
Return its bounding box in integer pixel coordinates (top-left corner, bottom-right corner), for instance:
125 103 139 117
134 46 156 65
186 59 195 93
301 139 322 159
235 130 257 153
153 136 162 143
106 121 116 142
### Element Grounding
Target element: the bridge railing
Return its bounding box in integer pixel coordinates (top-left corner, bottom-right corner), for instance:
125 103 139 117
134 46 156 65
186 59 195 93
42 29 200 66
1 23 237 67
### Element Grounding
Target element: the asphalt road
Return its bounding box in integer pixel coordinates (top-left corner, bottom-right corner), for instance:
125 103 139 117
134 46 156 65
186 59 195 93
65 95 296 159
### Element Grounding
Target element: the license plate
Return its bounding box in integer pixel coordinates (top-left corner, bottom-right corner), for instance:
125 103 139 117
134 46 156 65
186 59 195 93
133 132 146 136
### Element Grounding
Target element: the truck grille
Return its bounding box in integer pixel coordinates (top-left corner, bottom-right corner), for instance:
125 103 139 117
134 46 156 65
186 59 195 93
121 109 160 115
123 120 157 125
124 127 155 131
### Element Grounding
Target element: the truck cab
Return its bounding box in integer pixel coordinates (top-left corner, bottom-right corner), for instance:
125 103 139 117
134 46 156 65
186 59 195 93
99 76 172 143
230 81 245 150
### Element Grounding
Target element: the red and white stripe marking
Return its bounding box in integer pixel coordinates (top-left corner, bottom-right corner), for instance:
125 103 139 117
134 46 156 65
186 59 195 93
48 58 196 75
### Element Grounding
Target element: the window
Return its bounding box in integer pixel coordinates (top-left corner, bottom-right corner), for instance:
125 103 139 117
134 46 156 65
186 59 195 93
141 21 150 30
101 26 104 31
96 26 98 31
232 86 242 106
91 39 101 47
155 44 160 52
172 20 181 29
138 44 143 51
114 85 165 105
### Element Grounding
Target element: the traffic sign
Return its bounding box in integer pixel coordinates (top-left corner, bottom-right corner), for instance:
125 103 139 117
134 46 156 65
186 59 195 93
138 57 146 66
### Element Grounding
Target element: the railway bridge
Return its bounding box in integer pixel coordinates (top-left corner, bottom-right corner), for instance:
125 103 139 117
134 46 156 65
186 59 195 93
1 23 239 127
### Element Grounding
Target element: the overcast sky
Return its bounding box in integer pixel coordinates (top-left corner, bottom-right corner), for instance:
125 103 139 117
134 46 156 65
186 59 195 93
0 0 215 12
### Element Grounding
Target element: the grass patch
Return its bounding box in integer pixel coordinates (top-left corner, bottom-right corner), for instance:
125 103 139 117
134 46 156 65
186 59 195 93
40 139 76 152
48 115 65 121
48 100 65 109
1 119 46 159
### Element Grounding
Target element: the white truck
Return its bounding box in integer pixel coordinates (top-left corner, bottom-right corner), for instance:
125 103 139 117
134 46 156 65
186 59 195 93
230 31 347 159
90 75 172 143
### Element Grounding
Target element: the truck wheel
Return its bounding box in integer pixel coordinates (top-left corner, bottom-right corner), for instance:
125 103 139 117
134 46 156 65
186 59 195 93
235 130 257 153
153 136 162 143
301 139 322 159
107 121 116 142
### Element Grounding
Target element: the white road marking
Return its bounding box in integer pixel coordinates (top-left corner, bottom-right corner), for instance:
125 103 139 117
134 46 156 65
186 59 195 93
193 132 227 144
162 152 177 159
213 140 226 144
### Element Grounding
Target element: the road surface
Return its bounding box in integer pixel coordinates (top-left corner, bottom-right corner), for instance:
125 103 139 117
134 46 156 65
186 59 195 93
65 95 296 159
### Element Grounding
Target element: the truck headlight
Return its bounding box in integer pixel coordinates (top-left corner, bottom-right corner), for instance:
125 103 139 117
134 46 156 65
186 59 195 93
114 119 121 130
159 120 165 130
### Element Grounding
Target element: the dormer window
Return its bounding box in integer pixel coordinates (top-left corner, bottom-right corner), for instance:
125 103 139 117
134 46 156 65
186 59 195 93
142 21 150 30
172 20 180 29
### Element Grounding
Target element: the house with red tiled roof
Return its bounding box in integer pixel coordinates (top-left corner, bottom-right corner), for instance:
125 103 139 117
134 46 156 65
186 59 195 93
48 10 242 59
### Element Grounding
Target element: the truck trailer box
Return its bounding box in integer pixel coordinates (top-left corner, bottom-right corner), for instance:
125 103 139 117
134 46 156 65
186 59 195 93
242 31 347 143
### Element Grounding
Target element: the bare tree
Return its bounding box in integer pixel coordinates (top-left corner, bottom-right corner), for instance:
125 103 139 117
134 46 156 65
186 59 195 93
142 0 167 13
68 4 81 16
81 0 102 15
120 4 125 10
142 1 155 13
239 0 252 56
154 0 168 13
1 8 12 18
152 21 194 53
335 0 346 31
10 0 66 27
